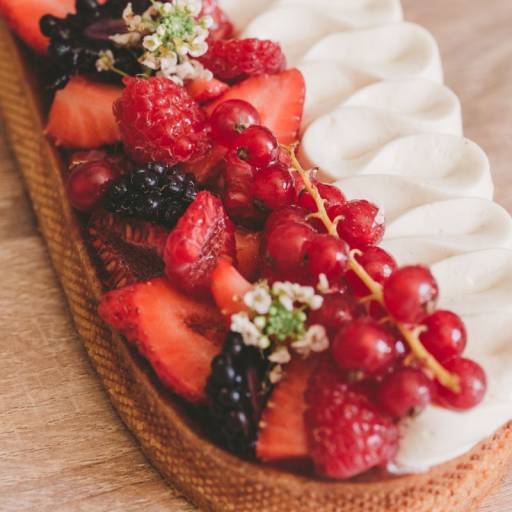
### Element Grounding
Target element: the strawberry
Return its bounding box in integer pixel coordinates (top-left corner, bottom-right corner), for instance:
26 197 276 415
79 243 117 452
98 278 225 403
235 228 262 281
46 76 122 148
206 69 305 144
211 260 253 317
88 211 168 290
185 77 229 104
164 191 237 296
256 357 316 462
0 0 75 54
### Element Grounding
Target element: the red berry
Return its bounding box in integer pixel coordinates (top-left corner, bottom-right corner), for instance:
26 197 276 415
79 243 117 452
305 361 398 479
377 368 434 418
252 164 295 210
330 200 385 248
298 183 345 212
210 99 261 147
265 205 308 234
347 247 397 297
420 310 467 362
383 265 439 324
303 234 349 282
164 191 236 296
435 357 487 411
308 292 365 336
114 77 211 166
199 38 286 82
235 125 278 168
332 319 397 375
66 160 118 212
266 221 314 273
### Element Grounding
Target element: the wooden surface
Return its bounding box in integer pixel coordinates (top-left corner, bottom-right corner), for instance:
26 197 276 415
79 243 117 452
0 1 511 511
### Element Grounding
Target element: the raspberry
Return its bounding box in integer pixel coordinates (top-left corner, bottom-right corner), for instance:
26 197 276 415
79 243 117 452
164 191 237 296
199 38 286 82
305 361 399 479
114 77 211 166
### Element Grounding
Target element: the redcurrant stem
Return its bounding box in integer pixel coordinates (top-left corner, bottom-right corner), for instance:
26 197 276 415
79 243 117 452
283 144 460 393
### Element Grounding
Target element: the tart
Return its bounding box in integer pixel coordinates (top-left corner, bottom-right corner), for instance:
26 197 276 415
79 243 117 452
0 0 510 509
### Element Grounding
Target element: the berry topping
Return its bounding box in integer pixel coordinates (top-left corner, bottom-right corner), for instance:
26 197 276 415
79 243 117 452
113 76 211 166
435 358 487 411
199 38 286 82
420 310 467 363
298 183 345 213
46 76 122 148
330 199 385 249
234 228 262 281
66 159 119 212
98 278 225 403
235 125 279 168
377 367 434 419
383 265 439 324
347 247 397 297
331 319 397 376
211 99 261 147
102 162 199 228
185 77 230 104
303 234 349 283
252 164 295 210
206 331 271 458
207 69 305 144
164 191 237 296
305 361 398 479
88 211 167 289
211 261 253 317
257 357 315 462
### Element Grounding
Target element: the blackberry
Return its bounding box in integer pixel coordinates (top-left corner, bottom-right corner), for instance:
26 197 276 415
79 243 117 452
103 163 199 228
40 0 151 90
206 332 272 458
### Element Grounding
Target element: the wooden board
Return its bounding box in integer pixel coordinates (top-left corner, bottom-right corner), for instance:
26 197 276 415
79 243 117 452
0 0 510 510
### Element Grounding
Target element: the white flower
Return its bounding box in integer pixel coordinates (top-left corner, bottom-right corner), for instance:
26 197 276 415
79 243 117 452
244 287 272 315
272 281 293 297
268 347 292 365
201 15 214 29
290 337 311 357
230 312 270 349
306 325 329 353
162 2 175 15
309 294 324 311
278 294 294 312
140 52 159 70
176 61 195 80
160 55 178 76
317 273 330 294
156 24 167 37
269 365 284 384
254 316 266 329
189 39 208 58
95 50 114 72
143 34 162 51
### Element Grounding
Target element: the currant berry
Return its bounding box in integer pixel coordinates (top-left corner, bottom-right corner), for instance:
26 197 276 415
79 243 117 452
383 265 439 324
377 367 434 418
265 205 309 234
435 357 487 411
252 164 295 210
347 247 397 297
298 183 346 212
303 234 349 283
331 319 397 375
420 310 467 362
308 291 365 337
66 160 119 212
211 100 261 147
235 125 279 168
266 221 314 274
329 200 385 248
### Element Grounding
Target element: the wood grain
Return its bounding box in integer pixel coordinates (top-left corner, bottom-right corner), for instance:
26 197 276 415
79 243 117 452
0 1 510 510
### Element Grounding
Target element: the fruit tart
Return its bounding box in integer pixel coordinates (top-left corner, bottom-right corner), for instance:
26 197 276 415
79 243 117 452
0 0 511 510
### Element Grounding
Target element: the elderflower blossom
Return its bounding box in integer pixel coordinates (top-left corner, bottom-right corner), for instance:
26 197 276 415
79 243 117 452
95 50 115 72
99 0 213 85
291 325 329 357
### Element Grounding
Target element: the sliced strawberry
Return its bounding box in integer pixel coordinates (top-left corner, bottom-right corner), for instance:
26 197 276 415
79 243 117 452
235 228 262 281
164 191 237 296
0 0 75 54
211 260 253 317
206 69 305 144
200 0 233 40
88 211 168 290
256 357 316 462
185 78 229 104
182 144 227 184
99 278 225 403
46 76 122 149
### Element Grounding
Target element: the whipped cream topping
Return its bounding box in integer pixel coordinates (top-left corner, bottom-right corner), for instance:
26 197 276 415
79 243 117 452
218 0 512 473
